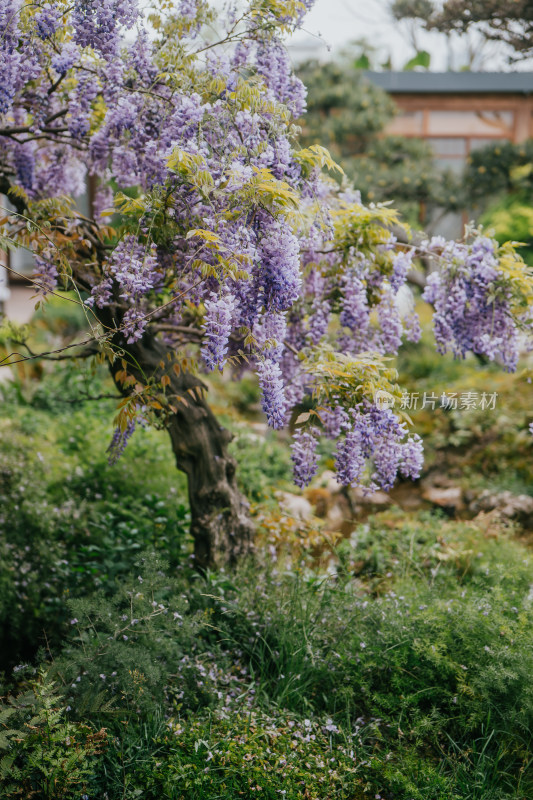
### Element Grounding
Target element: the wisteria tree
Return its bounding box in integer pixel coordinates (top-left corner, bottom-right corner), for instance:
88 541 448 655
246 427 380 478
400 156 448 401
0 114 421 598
2 0 533 568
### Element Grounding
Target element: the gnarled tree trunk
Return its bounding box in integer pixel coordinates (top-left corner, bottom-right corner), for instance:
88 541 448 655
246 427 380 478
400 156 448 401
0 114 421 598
108 333 254 569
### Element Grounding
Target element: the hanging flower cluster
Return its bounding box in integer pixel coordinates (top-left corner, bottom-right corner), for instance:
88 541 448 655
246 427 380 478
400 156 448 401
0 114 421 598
422 235 532 372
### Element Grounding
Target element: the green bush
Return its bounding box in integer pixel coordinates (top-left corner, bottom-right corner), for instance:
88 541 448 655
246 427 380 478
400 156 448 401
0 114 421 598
0 669 106 799
0 374 190 669
195 515 533 797
54 553 214 716
230 429 293 500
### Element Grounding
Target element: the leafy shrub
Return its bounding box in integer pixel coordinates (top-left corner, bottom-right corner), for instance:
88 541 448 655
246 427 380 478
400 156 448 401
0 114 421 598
0 386 190 669
53 553 214 716
0 669 106 799
196 515 533 796
230 430 293 500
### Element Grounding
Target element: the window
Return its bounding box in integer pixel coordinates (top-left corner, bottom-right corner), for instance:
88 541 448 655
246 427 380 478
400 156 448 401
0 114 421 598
429 138 467 157
427 110 513 137
387 111 423 136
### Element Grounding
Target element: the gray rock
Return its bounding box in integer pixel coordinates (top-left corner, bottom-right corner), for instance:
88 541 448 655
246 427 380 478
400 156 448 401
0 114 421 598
422 485 464 511
276 491 313 521
471 490 533 524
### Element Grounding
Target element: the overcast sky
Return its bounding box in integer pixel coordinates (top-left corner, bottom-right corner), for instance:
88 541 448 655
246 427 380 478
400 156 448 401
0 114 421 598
287 0 532 71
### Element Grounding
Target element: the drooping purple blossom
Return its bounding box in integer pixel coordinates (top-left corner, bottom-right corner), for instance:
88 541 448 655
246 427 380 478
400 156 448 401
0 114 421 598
257 358 287 428
422 237 521 371
255 312 287 363
339 269 369 350
333 406 424 491
390 250 413 293
107 420 135 465
291 427 320 488
334 424 366 487
259 220 301 312
306 269 330 344
51 42 80 75
376 293 403 354
0 0 22 114
107 236 160 302
14 142 35 193
256 40 307 117
399 434 424 480
73 0 139 56
404 311 422 343
321 404 349 440
86 236 160 342
34 147 87 198
68 75 99 139
179 0 199 19
121 307 148 343
202 292 236 371
33 255 58 295
35 3 61 38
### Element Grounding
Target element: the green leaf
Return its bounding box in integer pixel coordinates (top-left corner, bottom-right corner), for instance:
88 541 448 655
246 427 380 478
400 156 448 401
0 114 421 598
403 50 431 71
354 53 371 70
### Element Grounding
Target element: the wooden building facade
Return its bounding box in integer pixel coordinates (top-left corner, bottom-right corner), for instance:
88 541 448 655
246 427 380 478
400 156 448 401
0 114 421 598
365 71 533 172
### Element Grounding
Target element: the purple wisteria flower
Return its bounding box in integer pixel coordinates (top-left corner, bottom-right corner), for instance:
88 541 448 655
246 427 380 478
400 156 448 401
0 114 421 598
306 269 330 345
0 0 23 114
422 237 521 371
14 142 35 193
376 294 403 354
107 420 135 465
73 0 139 57
321 404 349 440
255 312 287 363
399 434 424 479
179 0 199 18
52 42 79 75
259 220 301 312
256 40 307 117
202 292 236 371
335 425 366 487
291 428 320 487
35 3 62 39
257 358 287 428
334 407 424 490
390 250 413 293
33 255 58 295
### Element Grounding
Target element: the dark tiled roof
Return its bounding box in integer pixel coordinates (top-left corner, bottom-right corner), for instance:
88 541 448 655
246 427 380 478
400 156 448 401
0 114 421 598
364 71 533 94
